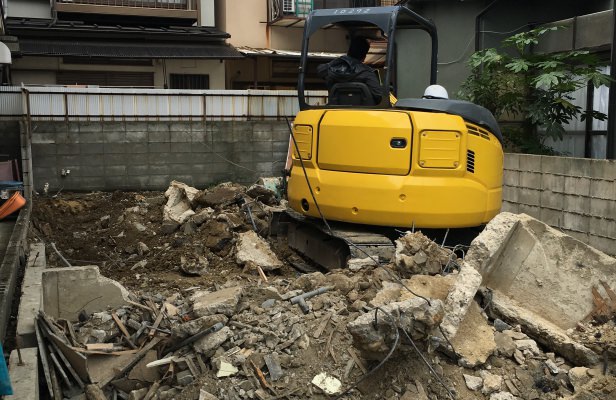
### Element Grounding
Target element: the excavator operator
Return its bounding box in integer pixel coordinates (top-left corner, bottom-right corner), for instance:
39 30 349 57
317 36 383 105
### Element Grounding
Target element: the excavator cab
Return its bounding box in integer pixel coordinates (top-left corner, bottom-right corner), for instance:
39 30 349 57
287 5 503 231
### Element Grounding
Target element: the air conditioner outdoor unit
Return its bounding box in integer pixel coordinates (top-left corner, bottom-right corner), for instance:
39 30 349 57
282 0 295 13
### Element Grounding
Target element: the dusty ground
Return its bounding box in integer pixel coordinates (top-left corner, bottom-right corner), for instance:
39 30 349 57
29 187 616 400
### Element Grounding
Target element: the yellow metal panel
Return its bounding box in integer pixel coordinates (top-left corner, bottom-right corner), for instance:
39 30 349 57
418 130 461 169
292 124 313 160
287 109 504 229
317 110 412 175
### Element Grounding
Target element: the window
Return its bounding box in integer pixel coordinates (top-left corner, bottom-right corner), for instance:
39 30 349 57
169 74 210 89
57 71 154 87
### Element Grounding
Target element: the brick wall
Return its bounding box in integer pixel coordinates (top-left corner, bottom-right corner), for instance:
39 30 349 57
503 153 616 256
30 121 290 191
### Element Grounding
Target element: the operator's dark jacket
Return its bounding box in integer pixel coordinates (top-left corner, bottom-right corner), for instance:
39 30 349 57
317 55 383 104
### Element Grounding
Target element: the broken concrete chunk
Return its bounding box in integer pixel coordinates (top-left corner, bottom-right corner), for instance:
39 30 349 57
203 220 233 254
172 314 228 339
193 326 232 356
439 264 482 342
192 207 215 225
247 183 279 206
176 370 194 386
133 222 147 232
494 318 512 332
42 266 130 321
489 392 520 400
398 274 456 303
180 255 209 276
311 372 342 395
235 231 283 271
394 232 453 276
137 242 149 255
514 339 541 355
127 350 159 383
264 353 283 381
463 374 483 391
475 212 616 330
215 359 238 378
199 389 219 400
327 273 355 295
196 184 244 208
484 290 600 366
568 367 591 391
166 180 200 203
451 302 496 368
494 332 516 357
347 257 378 271
545 359 560 375
480 370 503 394
191 286 243 317
128 388 149 400
370 281 402 307
163 181 197 225
347 297 444 358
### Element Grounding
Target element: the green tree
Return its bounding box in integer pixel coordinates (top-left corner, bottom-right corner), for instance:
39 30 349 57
459 26 610 154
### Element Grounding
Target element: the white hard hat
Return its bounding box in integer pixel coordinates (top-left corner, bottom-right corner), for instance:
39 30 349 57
423 84 449 99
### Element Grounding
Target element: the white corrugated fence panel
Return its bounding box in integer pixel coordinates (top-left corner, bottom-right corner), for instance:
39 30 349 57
0 87 329 120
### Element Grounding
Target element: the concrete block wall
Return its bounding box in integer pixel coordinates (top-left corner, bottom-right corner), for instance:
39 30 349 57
503 153 616 256
30 120 290 191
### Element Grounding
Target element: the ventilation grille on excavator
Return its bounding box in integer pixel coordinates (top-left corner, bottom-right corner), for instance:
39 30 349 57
467 150 475 173
466 124 491 140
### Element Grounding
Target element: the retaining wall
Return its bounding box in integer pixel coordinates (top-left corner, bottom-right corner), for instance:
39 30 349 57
30 120 290 191
502 153 616 256
26 125 616 256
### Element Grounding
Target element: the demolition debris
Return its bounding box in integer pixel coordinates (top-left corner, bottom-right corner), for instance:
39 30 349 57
23 181 616 399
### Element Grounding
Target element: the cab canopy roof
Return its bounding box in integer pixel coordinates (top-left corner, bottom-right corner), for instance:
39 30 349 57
298 5 438 110
305 6 436 37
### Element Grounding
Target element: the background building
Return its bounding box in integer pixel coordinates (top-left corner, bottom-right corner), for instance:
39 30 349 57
4 0 241 88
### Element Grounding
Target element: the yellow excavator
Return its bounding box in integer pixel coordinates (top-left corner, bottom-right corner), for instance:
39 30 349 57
283 5 503 269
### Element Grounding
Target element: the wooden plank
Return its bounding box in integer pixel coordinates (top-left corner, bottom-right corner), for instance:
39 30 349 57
348 348 368 374
86 343 114 351
112 312 137 349
313 312 332 339
600 280 616 304
149 308 165 338
35 318 55 398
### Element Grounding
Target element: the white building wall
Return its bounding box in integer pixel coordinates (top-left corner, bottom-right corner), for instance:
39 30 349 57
6 0 52 19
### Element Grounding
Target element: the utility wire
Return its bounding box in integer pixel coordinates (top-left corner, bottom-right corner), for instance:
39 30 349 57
285 117 432 306
400 326 456 400
285 118 458 395
335 307 400 399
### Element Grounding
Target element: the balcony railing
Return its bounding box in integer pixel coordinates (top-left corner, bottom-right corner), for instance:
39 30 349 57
55 0 195 10
268 0 398 25
54 0 199 18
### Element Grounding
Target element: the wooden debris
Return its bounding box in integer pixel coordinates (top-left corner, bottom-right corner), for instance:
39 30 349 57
256 264 268 282
313 312 332 339
250 359 271 390
348 348 368 374
583 282 616 322
86 343 114 351
343 358 355 379
85 384 107 400
99 337 162 388
149 308 165 338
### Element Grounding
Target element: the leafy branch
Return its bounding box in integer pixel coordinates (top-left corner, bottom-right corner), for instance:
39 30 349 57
459 26 611 153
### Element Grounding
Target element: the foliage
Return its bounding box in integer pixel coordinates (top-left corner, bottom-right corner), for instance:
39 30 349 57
459 26 611 153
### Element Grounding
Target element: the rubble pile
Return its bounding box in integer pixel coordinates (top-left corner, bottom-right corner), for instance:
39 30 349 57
32 180 291 288
30 185 616 400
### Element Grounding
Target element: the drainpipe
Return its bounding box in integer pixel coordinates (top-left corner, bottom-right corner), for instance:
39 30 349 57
607 5 616 159
475 0 501 52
